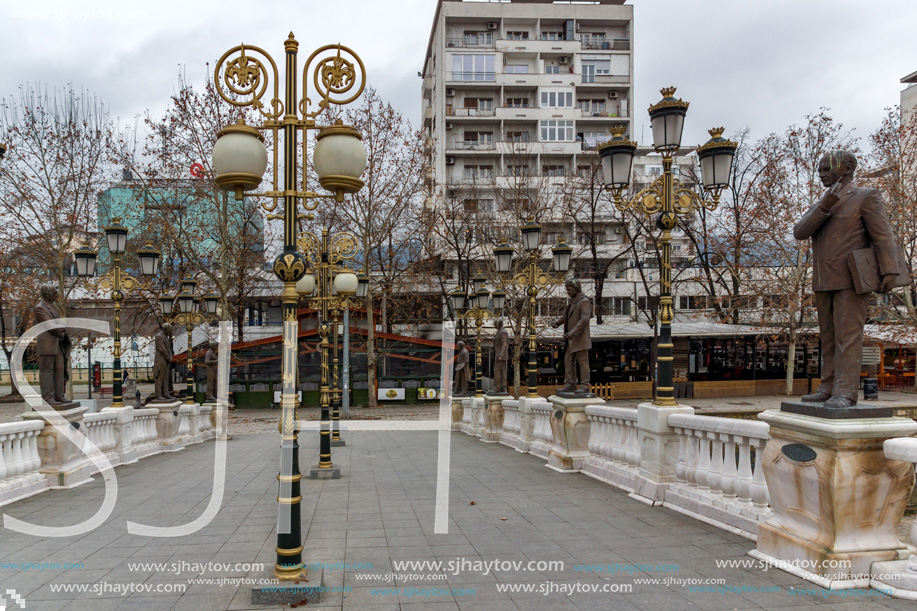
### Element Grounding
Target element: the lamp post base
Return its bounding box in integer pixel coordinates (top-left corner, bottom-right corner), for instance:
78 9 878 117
251 567 323 605
309 466 341 479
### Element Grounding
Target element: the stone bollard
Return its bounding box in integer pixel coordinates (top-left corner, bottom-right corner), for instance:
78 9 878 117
103 406 137 465
469 397 485 437
480 394 506 443
149 400 185 452
751 408 917 589
21 405 93 489
514 395 540 453
633 402 694 503
546 395 602 472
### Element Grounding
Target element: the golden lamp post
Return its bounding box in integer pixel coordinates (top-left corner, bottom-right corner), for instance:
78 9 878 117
295 227 365 476
158 278 219 404
74 218 161 408
492 226 572 398
599 87 736 407
209 34 367 583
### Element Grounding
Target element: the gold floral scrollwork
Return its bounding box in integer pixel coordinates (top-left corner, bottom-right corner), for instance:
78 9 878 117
296 231 320 266
273 253 306 282
329 232 358 262
302 44 366 118
214 43 283 120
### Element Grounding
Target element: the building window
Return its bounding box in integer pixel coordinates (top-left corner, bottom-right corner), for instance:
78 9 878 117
637 296 659 311
463 131 493 146
463 165 493 180
506 31 529 40
540 31 564 41
506 164 529 176
545 65 560 74
543 165 565 177
464 97 493 112
505 64 529 74
679 295 713 311
505 97 529 108
501 198 533 212
578 99 606 114
577 231 606 245
506 131 530 142
463 198 493 213
463 31 493 47
451 54 495 81
602 297 631 316
540 89 574 108
540 120 574 142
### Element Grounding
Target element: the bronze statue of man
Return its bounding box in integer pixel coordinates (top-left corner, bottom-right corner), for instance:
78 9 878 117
492 319 509 394
794 150 900 408
453 340 471 396
552 279 592 394
204 341 219 403
34 283 71 406
152 323 175 402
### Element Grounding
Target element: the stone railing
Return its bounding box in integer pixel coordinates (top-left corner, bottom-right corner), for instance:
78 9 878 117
582 405 640 490
0 403 216 508
132 408 162 460
500 400 522 448
0 420 45 507
82 411 119 465
665 413 771 536
529 400 554 459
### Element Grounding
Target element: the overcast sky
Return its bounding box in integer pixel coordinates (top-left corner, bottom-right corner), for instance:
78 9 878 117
3 0 916 152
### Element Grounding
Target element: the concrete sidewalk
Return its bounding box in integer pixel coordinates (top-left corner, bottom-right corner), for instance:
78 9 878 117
0 427 914 610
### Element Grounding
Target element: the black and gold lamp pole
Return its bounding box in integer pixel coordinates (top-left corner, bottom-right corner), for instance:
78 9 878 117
492 226 572 398
159 279 219 404
74 219 161 408
297 228 360 473
210 37 366 582
599 87 736 406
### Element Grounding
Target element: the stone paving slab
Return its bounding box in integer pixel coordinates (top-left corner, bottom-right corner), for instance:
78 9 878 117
0 427 915 610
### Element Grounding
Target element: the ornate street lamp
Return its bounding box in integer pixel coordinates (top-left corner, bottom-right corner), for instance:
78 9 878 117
455 285 495 399
211 35 367 583
492 221 569 398
599 87 736 407
297 229 362 469
75 221 160 408
160 278 218 405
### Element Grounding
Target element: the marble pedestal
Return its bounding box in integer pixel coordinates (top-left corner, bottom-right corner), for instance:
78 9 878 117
21 405 93 489
149 400 185 452
751 409 917 588
634 402 694 503
450 396 466 431
469 397 485 437
546 395 600 472
480 394 507 443
102 406 138 465
513 396 541 453
202 402 232 441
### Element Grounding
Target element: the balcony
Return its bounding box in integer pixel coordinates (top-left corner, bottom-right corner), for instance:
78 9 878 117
579 38 630 51
445 38 495 49
446 140 497 152
446 107 497 118
446 71 497 83
579 109 628 119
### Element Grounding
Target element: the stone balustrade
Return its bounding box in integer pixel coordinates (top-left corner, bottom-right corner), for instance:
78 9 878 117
0 420 45 507
582 405 640 490
0 404 217 508
529 400 554 459
499 400 522 450
665 413 771 537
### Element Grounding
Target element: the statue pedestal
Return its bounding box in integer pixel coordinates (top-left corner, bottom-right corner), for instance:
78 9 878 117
480 394 507 443
21 405 93 489
469 397 485 437
450 396 465 431
546 395 601 472
751 409 917 588
202 402 230 441
148 400 186 452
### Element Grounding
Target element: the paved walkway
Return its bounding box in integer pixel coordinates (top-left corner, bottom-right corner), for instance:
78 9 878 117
1 424 915 610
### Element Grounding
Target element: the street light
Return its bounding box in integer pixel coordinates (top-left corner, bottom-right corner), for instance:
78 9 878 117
599 87 736 407
74 221 160 408
211 34 366 582
492 225 570 399
297 228 362 472
160 278 218 405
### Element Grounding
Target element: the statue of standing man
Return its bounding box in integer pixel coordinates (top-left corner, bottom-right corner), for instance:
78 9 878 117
205 341 219 403
152 322 176 402
453 341 471 396
34 283 71 407
552 279 592 395
794 150 901 409
492 319 509 394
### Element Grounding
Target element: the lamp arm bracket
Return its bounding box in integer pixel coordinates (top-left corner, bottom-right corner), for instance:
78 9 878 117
213 43 283 120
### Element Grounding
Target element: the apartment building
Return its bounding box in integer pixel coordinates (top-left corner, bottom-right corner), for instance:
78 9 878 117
902 69 917 126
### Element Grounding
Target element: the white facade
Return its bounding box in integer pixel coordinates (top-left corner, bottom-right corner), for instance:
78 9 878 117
901 70 917 126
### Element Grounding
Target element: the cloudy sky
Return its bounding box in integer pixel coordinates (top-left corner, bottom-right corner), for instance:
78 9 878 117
3 0 916 151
